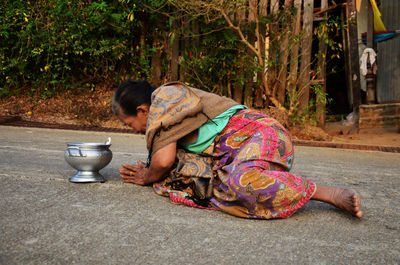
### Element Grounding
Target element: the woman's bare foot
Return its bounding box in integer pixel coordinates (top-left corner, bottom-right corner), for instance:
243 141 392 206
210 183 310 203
311 185 363 218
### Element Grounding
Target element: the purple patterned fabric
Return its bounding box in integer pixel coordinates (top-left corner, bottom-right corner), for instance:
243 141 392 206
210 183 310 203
154 109 316 219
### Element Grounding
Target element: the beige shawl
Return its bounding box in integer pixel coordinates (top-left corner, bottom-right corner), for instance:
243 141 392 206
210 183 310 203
145 82 239 157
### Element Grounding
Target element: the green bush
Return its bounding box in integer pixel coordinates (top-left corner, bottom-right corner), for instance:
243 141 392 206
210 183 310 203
0 0 155 97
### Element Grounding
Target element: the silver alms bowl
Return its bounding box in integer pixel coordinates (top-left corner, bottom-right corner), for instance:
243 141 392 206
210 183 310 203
64 139 112 183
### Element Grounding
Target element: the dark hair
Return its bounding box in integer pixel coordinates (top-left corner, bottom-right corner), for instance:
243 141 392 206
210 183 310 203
112 79 155 116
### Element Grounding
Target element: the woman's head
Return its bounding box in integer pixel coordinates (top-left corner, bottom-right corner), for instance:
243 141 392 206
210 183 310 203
112 79 155 116
112 79 155 134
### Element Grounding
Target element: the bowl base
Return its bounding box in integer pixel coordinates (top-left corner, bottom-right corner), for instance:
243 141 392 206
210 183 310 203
69 171 106 183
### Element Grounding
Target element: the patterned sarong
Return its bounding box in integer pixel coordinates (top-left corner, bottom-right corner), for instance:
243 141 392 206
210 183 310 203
154 109 316 219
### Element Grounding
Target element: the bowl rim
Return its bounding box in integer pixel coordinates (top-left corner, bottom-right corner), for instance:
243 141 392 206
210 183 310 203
67 142 111 148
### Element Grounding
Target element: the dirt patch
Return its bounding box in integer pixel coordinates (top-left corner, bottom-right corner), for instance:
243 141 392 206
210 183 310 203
0 86 125 129
326 122 400 147
1 87 399 147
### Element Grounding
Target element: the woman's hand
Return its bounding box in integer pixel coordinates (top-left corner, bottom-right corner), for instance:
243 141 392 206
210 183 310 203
119 161 150 185
119 142 177 186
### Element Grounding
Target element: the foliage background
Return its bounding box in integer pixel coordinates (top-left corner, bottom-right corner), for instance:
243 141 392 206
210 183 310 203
1 0 157 97
1 0 242 97
1 0 343 128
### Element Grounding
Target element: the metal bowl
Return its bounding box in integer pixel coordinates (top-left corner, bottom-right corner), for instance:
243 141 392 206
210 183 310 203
64 139 112 183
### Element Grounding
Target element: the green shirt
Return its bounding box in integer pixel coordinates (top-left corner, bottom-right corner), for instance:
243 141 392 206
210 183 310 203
178 105 247 154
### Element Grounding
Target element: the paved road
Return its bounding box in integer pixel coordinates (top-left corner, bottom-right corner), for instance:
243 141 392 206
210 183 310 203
1 126 399 264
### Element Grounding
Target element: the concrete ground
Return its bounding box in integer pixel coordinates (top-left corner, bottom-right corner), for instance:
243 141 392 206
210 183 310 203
1 126 399 265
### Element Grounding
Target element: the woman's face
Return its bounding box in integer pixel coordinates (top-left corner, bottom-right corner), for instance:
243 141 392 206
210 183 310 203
117 104 149 134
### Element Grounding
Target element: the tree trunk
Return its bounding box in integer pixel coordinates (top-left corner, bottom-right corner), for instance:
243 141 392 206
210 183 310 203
255 43 266 107
259 0 268 16
233 83 243 104
277 0 293 104
298 0 314 113
165 31 180 82
179 16 190 81
347 0 361 117
244 82 254 107
288 0 302 113
316 0 328 127
246 25 257 108
250 0 264 108
150 43 162 87
267 0 279 99
171 36 179 81
341 6 352 105
248 0 257 21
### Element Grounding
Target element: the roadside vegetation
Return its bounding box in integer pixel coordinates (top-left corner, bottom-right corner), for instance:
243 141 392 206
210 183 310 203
0 0 343 133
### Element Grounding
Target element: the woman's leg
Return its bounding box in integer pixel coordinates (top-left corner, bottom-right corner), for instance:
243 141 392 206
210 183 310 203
311 185 363 218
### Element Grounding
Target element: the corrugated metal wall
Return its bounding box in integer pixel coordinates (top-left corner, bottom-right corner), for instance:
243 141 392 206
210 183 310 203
376 0 400 103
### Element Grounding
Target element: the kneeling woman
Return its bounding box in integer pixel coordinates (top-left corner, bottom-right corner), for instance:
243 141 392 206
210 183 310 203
113 80 362 219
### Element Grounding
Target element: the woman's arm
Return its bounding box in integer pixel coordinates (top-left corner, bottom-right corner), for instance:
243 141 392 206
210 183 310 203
119 142 176 185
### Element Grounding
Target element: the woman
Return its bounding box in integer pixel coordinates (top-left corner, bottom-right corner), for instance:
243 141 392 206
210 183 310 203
113 79 362 219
